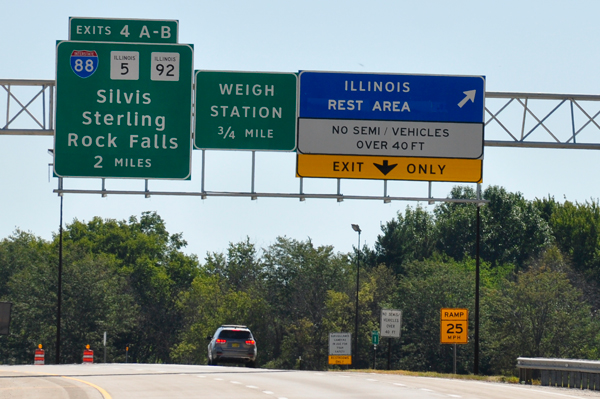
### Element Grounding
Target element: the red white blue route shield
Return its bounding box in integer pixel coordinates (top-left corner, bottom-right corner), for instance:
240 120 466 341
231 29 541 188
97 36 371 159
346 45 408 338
70 50 99 78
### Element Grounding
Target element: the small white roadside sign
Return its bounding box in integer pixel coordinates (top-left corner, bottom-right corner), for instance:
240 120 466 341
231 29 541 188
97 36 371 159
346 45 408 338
380 309 402 338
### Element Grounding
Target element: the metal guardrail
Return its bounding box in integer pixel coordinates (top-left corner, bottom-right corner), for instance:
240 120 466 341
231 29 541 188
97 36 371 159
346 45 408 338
517 357 600 390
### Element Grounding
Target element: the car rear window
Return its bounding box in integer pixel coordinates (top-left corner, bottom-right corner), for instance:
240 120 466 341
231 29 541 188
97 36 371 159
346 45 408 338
218 330 251 339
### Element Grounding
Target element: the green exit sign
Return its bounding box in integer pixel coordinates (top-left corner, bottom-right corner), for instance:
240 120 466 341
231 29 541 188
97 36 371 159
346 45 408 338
69 17 178 43
54 40 193 179
194 71 297 151
372 331 380 345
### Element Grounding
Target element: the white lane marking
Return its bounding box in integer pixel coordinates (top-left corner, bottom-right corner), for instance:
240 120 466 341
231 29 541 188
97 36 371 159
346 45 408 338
338 375 350 378
366 378 378 382
448 395 461 398
467 380 588 399
247 385 259 389
263 391 274 395
197 375 205 378
230 381 241 384
420 388 434 392
278 397 288 399
393 383 406 386
214 378 223 381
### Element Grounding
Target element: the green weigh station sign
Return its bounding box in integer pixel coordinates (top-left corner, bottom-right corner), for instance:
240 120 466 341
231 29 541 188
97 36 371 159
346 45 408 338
54 40 193 179
194 71 297 151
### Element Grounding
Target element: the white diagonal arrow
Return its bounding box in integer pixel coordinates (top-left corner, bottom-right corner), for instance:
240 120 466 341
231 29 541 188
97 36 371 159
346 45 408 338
458 90 477 108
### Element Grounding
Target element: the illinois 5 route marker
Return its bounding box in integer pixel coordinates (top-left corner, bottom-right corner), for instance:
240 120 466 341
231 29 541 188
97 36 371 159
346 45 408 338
54 40 193 179
297 71 485 182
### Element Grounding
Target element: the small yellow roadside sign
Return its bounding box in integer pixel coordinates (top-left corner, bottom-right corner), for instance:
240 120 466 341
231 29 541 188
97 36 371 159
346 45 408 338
440 308 469 344
328 355 352 365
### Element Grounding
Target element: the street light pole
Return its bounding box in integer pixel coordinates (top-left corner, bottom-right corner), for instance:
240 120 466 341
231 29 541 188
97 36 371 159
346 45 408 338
351 224 361 368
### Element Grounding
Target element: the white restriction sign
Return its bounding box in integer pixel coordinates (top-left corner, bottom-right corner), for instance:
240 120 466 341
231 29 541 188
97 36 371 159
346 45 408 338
297 119 483 159
380 309 402 338
329 332 352 356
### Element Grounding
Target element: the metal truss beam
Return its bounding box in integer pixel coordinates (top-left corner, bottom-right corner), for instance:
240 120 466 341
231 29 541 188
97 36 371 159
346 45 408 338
4 80 600 150
1 79 54 135
53 177 488 204
485 91 600 149
3 79 597 201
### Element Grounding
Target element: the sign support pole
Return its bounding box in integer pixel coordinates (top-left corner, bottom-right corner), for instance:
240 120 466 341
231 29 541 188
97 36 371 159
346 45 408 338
353 228 360 368
55 183 63 364
373 345 376 369
474 194 481 375
453 343 457 374
387 338 391 370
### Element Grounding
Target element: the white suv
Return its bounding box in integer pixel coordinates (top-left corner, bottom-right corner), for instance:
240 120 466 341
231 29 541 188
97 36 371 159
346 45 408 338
207 325 257 367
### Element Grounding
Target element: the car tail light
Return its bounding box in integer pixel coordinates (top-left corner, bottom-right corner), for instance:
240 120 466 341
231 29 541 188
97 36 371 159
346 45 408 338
245 340 255 345
216 339 227 344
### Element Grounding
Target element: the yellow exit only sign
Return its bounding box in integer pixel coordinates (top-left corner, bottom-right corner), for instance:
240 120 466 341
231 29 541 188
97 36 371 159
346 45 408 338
296 154 482 183
440 308 469 344
328 355 352 365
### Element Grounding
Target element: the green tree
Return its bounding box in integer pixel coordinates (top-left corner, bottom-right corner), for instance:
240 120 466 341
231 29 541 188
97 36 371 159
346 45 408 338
2 242 136 364
61 211 199 363
172 240 268 365
482 250 599 375
436 186 553 268
261 237 353 363
373 205 436 275
546 199 600 278
0 230 50 299
393 257 479 373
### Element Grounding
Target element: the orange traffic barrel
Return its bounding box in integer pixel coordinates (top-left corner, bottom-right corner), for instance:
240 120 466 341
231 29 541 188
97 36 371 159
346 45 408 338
83 346 94 364
34 345 44 365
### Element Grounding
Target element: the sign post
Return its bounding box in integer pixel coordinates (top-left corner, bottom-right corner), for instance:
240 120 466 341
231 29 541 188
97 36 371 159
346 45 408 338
54 40 194 179
380 309 402 370
297 71 485 182
0 302 11 335
441 308 469 374
328 332 352 365
371 330 379 369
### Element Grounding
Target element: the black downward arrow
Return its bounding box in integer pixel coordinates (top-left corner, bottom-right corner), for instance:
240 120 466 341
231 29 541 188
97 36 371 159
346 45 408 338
374 160 398 176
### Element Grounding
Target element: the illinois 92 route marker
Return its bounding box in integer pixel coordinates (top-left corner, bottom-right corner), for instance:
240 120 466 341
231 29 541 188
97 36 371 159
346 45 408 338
296 71 485 182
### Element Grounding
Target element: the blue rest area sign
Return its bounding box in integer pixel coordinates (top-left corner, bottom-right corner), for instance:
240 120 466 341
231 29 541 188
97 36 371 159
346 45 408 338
297 71 486 161
298 71 485 123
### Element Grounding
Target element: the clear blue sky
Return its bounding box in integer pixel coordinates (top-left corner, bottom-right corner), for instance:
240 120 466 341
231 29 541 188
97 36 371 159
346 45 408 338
2 0 600 259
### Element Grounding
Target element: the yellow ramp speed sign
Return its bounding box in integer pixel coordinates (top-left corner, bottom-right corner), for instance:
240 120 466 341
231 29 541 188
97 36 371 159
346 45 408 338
440 308 468 344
